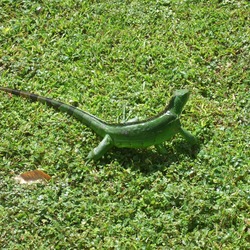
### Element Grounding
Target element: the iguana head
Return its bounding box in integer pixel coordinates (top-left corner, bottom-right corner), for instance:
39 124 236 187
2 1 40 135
166 89 190 116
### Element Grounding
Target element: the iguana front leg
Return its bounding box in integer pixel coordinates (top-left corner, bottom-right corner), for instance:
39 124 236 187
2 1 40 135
87 134 113 161
179 127 197 145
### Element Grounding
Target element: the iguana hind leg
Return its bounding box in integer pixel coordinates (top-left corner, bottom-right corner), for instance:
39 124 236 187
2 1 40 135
87 134 113 161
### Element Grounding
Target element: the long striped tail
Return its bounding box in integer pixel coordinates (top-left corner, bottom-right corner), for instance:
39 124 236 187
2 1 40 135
0 86 108 136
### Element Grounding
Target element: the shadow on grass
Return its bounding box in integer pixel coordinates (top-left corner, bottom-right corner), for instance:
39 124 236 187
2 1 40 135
101 140 201 175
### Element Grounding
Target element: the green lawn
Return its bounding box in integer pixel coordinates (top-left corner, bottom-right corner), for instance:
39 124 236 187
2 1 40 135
0 0 249 249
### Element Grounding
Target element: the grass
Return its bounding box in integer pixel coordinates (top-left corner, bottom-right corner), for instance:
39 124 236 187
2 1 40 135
0 0 249 248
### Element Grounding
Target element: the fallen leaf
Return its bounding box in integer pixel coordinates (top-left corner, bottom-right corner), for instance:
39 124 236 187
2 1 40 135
14 170 51 184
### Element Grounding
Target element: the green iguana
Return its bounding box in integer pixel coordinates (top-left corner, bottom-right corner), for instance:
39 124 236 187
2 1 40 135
0 87 197 161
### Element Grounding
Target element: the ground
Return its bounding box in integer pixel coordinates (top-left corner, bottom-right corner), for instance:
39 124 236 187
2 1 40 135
0 0 249 249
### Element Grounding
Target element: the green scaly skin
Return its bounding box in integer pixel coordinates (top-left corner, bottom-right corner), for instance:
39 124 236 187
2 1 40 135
0 87 197 161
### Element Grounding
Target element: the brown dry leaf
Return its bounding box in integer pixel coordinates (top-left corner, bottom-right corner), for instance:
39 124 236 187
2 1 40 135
14 170 51 184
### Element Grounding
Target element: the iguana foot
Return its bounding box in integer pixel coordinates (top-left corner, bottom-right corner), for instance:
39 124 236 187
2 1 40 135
179 127 200 156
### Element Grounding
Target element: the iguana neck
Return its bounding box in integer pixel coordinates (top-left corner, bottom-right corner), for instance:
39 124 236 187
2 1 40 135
165 89 190 116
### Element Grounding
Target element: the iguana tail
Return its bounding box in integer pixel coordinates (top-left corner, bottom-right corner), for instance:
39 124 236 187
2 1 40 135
0 86 108 137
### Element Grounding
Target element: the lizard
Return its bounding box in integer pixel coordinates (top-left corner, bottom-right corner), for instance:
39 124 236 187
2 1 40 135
0 87 197 161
